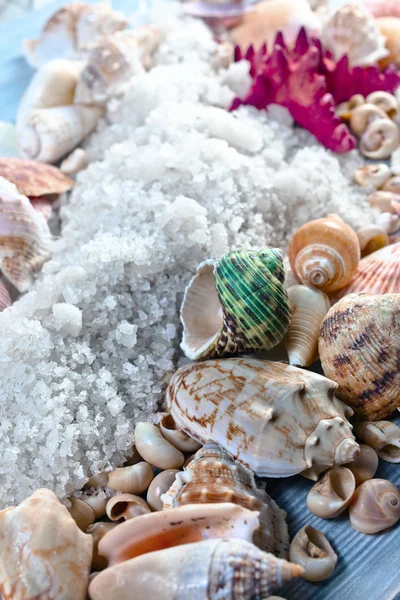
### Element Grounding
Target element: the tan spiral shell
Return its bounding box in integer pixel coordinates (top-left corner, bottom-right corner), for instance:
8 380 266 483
288 215 360 293
349 478 400 534
319 293 400 421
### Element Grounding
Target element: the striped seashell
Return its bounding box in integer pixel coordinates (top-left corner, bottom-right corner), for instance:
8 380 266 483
180 249 291 361
167 358 359 480
288 215 360 293
0 177 52 292
89 538 304 600
319 293 400 421
0 157 73 198
336 242 400 298
161 440 289 558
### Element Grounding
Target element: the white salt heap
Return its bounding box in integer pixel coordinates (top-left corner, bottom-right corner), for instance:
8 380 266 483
0 7 376 506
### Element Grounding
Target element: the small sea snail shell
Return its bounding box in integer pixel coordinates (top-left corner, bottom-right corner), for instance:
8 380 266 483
349 103 387 136
106 493 151 522
368 190 400 213
349 479 400 534
288 215 360 293
306 467 356 519
83 493 108 519
84 471 109 489
354 163 391 188
134 422 185 470
382 175 400 194
345 444 379 486
366 91 398 119
146 469 180 511
289 525 337 582
336 94 365 121
354 421 400 463
160 414 202 452
86 522 118 571
356 224 389 257
67 497 96 531
108 462 154 495
360 118 400 160
124 444 143 466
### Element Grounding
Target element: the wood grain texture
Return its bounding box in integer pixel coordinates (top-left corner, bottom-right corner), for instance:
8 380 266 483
1 3 400 599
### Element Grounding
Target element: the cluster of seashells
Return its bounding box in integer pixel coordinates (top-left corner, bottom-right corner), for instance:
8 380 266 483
16 2 160 164
337 91 400 159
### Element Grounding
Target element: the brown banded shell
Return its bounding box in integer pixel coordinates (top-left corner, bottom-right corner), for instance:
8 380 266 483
0 489 92 600
349 479 400 533
0 157 73 197
289 525 337 582
319 293 400 420
288 215 360 293
306 467 356 518
167 359 359 481
345 444 379 485
161 440 289 558
354 420 400 463
336 242 400 297
99 503 259 567
89 538 304 600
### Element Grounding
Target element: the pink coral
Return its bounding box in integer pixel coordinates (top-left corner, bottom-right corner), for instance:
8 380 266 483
231 28 400 153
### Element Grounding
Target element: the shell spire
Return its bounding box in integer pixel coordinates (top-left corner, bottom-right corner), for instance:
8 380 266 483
180 248 291 361
88 538 303 600
161 440 290 558
167 358 359 480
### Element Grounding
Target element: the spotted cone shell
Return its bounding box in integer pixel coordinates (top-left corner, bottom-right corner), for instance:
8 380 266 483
336 242 400 298
161 440 289 558
180 248 291 360
319 293 400 420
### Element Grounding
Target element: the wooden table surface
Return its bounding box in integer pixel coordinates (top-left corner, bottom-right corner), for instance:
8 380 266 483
0 3 399 599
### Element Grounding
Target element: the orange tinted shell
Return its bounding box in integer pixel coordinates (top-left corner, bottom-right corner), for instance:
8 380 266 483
377 17 400 68
0 157 73 197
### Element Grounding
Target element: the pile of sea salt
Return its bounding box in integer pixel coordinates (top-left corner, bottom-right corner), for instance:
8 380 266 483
0 7 376 506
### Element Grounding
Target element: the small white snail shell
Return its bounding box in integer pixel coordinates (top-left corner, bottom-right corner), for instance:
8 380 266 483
366 91 398 119
306 467 356 518
106 493 151 522
289 525 337 582
134 422 185 470
349 103 387 136
146 469 180 511
354 163 391 188
349 479 400 534
360 118 400 159
345 444 379 486
67 497 96 531
160 414 202 453
356 224 389 256
108 462 154 495
83 493 108 519
354 421 400 463
336 94 365 120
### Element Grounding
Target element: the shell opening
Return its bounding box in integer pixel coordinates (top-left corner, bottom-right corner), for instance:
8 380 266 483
161 414 179 432
330 469 352 501
109 501 127 520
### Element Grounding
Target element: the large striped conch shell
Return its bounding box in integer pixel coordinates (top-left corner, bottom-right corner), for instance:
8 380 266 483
288 215 360 293
0 177 52 292
284 285 330 367
19 105 103 164
0 489 92 600
0 157 73 198
354 421 400 463
74 26 159 107
98 503 259 567
22 2 128 68
349 478 400 534
180 249 291 361
88 538 304 600
161 440 289 558
336 242 400 297
319 293 400 421
166 358 359 480
320 3 389 67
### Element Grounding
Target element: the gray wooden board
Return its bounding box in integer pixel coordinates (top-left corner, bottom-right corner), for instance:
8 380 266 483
1 3 400 599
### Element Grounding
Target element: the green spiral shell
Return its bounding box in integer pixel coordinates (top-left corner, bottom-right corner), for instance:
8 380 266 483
180 248 291 360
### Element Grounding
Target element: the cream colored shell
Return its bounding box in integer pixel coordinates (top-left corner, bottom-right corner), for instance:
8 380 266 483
349 478 400 533
306 467 356 518
89 538 304 600
161 441 289 557
134 422 185 470
67 497 95 531
345 444 379 485
0 489 92 600
160 413 202 452
356 225 389 257
108 462 154 495
86 522 118 571
354 421 400 463
167 358 359 480
146 469 180 511
354 163 391 188
360 118 400 160
106 493 151 521
289 525 337 582
284 285 330 367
